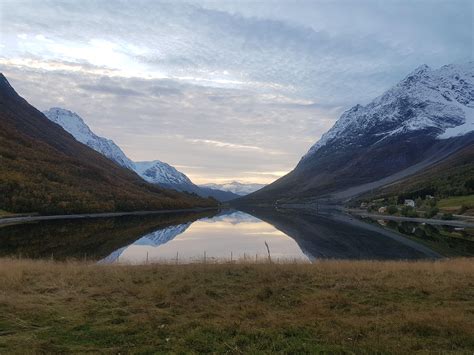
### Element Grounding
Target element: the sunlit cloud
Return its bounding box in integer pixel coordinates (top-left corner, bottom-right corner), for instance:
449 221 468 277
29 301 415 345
188 139 264 151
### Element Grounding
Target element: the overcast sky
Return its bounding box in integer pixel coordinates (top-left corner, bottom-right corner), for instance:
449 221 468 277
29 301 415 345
0 0 472 184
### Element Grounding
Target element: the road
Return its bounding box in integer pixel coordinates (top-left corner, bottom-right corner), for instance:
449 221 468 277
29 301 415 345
0 207 218 226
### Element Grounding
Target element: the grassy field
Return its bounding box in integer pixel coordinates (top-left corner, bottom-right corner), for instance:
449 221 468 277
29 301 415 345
438 195 474 212
1 259 473 353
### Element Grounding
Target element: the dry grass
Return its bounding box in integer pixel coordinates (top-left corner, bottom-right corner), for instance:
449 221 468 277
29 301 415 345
0 258 473 353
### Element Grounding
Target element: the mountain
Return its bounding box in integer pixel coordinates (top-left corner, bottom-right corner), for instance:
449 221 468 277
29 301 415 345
240 63 474 204
43 107 239 202
0 73 216 214
134 161 238 201
200 181 266 196
134 160 193 186
43 108 136 170
135 162 238 200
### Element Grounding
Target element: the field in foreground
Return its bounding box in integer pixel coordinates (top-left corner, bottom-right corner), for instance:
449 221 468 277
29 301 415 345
0 259 473 353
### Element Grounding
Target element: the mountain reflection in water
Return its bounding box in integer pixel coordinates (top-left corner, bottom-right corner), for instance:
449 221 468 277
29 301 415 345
1 207 468 264
101 211 310 264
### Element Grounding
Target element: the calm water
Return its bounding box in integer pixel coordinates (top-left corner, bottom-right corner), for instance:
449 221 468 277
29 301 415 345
0 208 472 263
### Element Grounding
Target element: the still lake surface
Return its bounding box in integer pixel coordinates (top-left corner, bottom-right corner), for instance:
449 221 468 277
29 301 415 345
0 208 472 263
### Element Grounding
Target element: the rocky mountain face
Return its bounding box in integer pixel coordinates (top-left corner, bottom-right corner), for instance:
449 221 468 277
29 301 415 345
200 181 266 196
44 108 239 201
44 108 136 170
241 63 474 204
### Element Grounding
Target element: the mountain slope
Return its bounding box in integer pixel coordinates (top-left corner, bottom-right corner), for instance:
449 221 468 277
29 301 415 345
0 74 216 214
357 143 474 202
241 63 474 204
43 108 135 170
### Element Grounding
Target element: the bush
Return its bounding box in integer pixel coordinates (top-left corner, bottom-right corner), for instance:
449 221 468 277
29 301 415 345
424 207 439 219
465 178 474 192
441 213 454 220
387 205 398 215
401 206 418 218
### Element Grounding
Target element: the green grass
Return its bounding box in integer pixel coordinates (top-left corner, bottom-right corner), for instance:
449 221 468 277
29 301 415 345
0 258 473 353
0 210 13 217
438 195 474 211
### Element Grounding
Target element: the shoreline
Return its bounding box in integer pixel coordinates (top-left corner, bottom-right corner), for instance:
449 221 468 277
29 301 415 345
347 208 474 228
0 207 219 226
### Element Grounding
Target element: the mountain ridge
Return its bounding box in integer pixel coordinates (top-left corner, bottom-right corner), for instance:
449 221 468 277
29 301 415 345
240 63 474 204
0 73 216 214
43 107 239 201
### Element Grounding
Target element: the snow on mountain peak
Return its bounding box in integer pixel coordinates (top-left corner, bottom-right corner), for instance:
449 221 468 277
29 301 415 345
43 107 136 170
134 160 193 186
43 107 220 191
302 62 474 161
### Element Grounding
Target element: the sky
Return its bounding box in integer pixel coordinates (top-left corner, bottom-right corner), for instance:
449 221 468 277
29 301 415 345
0 0 472 184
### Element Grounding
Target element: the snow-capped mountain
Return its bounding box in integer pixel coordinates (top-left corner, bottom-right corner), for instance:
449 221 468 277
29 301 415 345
242 63 474 203
303 63 473 161
134 160 193 186
43 108 136 170
200 181 266 196
44 107 239 201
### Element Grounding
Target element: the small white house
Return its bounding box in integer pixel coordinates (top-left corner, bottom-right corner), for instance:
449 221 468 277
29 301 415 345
378 206 387 213
404 199 415 207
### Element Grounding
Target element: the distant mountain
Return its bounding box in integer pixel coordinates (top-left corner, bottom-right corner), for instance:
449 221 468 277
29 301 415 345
0 74 216 214
200 181 266 196
241 63 474 204
44 108 239 202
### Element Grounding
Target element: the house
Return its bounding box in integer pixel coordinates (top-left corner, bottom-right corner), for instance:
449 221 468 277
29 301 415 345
360 202 368 208
404 199 415 207
425 195 434 200
378 206 387 213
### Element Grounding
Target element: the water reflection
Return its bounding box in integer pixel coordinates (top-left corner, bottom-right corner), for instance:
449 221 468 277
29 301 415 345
368 218 474 257
0 210 216 260
1 207 471 263
241 207 442 260
101 211 309 264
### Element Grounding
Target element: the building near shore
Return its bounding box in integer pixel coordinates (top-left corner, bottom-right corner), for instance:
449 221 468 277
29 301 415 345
404 199 415 207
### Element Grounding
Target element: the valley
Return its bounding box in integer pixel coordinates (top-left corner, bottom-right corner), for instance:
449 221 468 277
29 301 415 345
0 13 473 351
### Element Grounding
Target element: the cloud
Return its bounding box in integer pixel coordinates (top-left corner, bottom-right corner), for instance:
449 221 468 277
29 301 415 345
79 83 143 97
188 139 264 151
0 0 471 183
